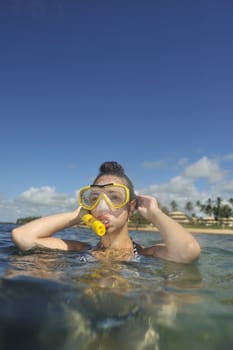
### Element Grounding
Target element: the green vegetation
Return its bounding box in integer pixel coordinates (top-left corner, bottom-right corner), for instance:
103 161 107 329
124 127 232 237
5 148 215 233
129 211 151 227
167 197 233 220
16 216 41 225
196 197 233 220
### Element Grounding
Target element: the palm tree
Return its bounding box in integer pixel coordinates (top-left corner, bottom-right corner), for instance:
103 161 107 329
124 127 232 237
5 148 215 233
196 198 213 218
205 198 213 216
170 200 178 212
213 197 222 221
185 201 193 217
220 204 232 218
229 198 233 208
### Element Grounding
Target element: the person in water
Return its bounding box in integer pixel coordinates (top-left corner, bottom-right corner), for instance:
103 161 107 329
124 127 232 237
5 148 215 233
11 161 200 263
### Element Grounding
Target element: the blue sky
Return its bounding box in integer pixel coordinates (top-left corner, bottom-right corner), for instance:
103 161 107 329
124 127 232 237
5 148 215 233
0 0 233 222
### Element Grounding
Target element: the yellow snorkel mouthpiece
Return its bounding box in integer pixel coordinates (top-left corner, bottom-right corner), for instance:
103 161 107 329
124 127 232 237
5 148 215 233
82 214 106 236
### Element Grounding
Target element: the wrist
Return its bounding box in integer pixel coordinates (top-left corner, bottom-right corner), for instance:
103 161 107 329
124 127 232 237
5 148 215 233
149 207 164 223
68 208 82 227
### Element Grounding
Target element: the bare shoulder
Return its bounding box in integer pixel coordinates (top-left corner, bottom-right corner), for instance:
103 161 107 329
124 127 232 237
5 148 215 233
138 244 166 258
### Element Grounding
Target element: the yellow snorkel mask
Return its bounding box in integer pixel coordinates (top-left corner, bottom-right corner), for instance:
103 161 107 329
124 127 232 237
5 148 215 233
78 183 130 236
78 183 130 210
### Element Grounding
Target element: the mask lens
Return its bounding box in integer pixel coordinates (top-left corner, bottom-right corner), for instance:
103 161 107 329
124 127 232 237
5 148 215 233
80 188 101 209
105 186 126 206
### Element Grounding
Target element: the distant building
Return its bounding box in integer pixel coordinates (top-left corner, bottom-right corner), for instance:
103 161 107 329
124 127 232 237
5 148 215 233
220 217 233 227
202 217 218 226
169 211 191 224
201 217 233 227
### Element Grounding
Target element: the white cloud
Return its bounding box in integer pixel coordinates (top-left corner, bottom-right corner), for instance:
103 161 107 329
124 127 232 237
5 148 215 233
137 175 206 211
18 186 70 206
183 156 226 183
222 181 233 193
137 156 233 212
222 153 233 161
0 186 77 223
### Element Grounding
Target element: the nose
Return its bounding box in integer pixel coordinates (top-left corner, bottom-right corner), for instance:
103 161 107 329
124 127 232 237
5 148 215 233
93 198 111 214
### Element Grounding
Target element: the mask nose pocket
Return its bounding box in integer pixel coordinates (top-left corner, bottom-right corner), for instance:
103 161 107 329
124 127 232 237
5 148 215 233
95 198 111 212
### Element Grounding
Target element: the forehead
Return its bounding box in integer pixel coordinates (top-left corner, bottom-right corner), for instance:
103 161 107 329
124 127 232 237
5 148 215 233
94 175 127 187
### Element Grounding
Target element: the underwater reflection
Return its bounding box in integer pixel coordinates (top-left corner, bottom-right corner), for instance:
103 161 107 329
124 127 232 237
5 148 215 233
6 249 67 280
1 249 205 350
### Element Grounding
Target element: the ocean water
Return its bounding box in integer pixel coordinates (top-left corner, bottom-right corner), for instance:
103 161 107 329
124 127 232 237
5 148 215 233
0 223 232 350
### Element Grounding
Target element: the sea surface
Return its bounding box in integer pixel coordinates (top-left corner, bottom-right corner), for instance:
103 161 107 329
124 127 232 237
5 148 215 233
0 223 232 350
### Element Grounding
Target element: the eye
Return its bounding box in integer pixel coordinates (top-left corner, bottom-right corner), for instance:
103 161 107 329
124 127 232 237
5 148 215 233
89 191 100 203
108 192 123 204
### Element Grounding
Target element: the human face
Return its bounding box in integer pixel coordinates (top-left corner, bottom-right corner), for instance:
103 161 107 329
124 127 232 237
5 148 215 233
90 175 134 232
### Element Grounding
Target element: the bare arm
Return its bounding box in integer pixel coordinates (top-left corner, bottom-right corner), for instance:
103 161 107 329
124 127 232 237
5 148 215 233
11 207 89 251
137 195 201 263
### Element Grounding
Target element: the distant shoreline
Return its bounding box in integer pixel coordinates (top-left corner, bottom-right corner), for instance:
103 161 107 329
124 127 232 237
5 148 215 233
78 224 233 235
2 222 233 235
129 226 233 235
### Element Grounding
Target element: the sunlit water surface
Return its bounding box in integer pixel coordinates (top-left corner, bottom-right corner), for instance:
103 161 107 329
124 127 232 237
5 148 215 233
0 224 232 350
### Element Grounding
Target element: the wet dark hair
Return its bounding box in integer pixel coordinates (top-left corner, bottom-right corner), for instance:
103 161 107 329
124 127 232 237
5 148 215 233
93 161 136 200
